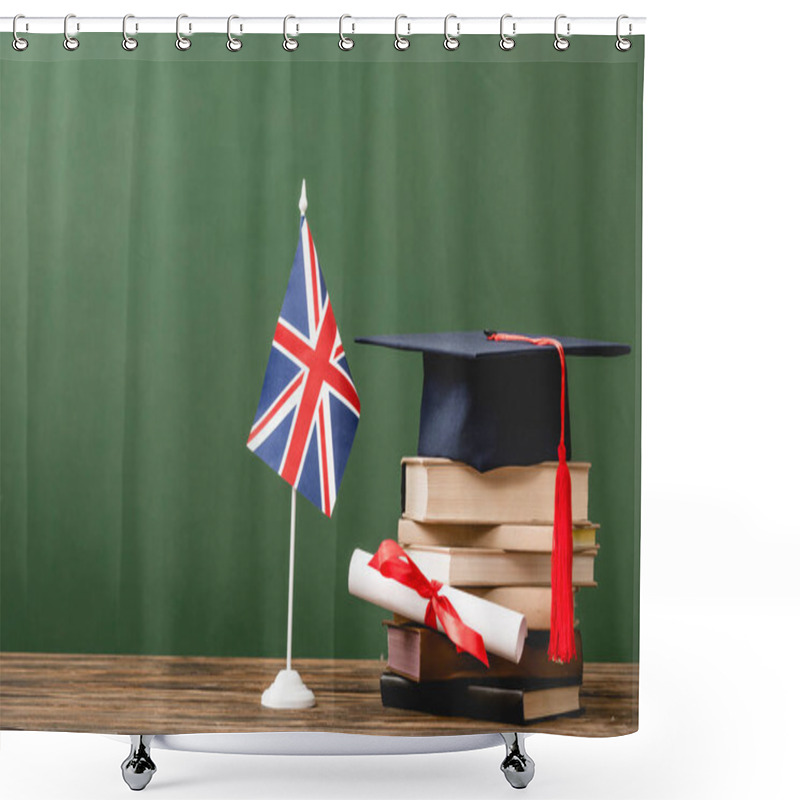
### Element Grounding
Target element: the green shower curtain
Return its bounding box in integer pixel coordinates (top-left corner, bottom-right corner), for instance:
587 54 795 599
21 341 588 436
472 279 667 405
1 32 642 732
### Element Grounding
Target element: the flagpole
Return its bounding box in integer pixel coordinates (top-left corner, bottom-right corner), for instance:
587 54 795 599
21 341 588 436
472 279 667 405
285 174 305 674
286 486 296 671
260 179 315 710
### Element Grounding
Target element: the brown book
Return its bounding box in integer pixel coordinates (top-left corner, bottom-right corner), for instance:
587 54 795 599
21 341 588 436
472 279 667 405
402 457 590 524
397 518 598 552
403 545 598 587
380 672 582 725
385 622 583 684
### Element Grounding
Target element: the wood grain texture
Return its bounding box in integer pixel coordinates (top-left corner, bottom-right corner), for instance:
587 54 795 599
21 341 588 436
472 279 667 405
0 653 637 737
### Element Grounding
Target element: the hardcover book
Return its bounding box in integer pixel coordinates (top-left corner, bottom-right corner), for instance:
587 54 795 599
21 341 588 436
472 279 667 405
397 518 598 552
401 457 590 524
402 545 598 587
385 622 583 684
380 672 582 725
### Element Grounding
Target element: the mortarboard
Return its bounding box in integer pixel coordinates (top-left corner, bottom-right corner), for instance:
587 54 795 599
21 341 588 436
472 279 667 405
355 329 631 663
355 330 630 473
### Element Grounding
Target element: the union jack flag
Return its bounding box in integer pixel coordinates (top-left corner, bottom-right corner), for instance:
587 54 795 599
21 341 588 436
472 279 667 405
247 216 360 517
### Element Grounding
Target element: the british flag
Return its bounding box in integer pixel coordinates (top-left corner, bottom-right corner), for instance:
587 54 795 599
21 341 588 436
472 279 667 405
247 216 360 517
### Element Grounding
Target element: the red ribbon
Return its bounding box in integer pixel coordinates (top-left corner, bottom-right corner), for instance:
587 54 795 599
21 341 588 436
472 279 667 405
368 540 489 667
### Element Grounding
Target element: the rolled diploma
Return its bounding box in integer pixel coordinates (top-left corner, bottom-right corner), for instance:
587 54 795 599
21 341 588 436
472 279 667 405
348 548 527 664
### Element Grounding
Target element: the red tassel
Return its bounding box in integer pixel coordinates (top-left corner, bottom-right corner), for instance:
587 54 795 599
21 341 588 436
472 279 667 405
549 442 576 663
486 331 576 663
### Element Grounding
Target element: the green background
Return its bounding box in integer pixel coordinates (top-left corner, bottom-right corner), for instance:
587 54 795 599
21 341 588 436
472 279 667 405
1 34 642 662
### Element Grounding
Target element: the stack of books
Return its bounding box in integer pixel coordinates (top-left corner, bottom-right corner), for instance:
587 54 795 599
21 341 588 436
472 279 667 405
379 456 600 725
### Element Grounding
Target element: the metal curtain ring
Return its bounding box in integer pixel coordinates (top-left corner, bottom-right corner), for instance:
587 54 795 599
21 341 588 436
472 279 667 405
63 13 79 51
122 14 138 51
12 14 28 51
227 15 242 51
443 14 460 51
553 14 570 51
283 15 299 51
339 14 354 50
394 15 410 51
499 14 515 51
176 14 191 50
616 14 632 51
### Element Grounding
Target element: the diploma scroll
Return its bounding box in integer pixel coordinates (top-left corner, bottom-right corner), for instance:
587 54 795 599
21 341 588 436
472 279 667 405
348 548 527 664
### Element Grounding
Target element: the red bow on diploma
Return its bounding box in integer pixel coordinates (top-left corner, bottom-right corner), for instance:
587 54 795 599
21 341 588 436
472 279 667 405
368 540 489 667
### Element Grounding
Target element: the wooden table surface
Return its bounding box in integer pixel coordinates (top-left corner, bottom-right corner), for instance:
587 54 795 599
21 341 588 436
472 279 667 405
0 653 637 737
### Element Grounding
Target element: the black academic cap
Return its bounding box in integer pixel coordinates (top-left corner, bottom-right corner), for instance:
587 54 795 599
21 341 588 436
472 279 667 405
355 330 631 472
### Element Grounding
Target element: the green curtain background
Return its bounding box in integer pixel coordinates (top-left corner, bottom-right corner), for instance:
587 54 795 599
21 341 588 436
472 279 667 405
1 34 642 663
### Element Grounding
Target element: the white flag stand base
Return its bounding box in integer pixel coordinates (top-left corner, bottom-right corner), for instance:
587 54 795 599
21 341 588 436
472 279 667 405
261 669 316 709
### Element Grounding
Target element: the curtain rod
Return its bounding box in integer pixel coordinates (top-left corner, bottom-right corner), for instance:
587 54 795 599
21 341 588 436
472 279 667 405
1 16 645 37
